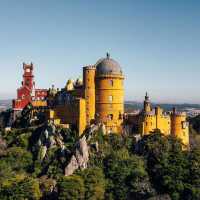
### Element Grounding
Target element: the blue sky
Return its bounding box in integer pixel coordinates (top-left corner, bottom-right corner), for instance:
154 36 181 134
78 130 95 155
0 0 200 103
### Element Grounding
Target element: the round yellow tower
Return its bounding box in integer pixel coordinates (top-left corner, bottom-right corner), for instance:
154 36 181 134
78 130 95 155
95 53 124 133
83 65 96 125
171 108 189 148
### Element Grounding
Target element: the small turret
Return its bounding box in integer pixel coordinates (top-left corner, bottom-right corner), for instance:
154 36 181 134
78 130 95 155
144 92 151 112
65 79 74 91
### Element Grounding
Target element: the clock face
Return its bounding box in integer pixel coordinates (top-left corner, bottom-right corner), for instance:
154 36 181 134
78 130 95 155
26 68 30 73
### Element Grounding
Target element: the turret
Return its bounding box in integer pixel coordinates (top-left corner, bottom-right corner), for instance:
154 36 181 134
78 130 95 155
144 92 151 112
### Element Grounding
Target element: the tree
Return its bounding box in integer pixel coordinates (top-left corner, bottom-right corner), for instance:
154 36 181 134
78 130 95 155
0 175 42 200
104 148 154 200
57 175 85 200
137 133 189 200
3 146 33 172
80 167 106 200
183 147 200 200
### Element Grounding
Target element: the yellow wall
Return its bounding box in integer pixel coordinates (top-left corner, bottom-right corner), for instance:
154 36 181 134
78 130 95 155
139 115 156 135
155 107 171 135
140 107 171 136
32 100 47 107
83 66 96 125
48 98 86 135
95 74 124 133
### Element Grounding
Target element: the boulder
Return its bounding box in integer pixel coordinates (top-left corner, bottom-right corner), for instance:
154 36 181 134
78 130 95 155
75 136 89 169
65 136 89 176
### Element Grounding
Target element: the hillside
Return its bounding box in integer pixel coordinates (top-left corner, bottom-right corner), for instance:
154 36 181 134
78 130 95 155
0 110 200 200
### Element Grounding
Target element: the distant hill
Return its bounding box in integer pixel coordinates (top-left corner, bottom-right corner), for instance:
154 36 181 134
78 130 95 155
0 99 12 112
1 99 200 113
125 101 200 112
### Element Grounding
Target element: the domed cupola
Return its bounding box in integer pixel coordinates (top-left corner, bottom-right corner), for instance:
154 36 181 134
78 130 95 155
96 53 122 76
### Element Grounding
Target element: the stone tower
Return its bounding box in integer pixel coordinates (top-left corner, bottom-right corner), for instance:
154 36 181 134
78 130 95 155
95 53 124 133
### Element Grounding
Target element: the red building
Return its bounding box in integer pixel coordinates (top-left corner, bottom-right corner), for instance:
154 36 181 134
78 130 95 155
12 63 47 113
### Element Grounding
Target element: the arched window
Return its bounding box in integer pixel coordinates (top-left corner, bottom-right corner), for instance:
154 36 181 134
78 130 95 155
109 80 113 86
107 114 113 120
108 95 113 102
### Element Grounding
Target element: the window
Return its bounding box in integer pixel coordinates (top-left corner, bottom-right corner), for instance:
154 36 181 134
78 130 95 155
108 114 113 120
26 68 30 73
109 80 113 86
26 80 30 86
182 121 186 129
108 95 113 102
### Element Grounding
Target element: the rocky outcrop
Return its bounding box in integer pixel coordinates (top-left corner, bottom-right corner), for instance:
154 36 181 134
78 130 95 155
65 135 89 176
35 123 67 161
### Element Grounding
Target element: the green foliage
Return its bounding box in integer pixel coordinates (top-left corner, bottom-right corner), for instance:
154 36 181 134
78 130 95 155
104 148 154 200
0 175 42 200
89 133 134 168
57 175 85 200
139 133 189 199
78 167 106 200
1 123 200 200
39 176 56 199
15 132 32 148
189 115 200 133
13 104 32 128
183 147 200 200
1 146 33 172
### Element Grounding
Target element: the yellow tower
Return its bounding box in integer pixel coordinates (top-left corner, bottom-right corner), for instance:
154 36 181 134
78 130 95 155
95 53 124 133
83 65 96 125
171 108 189 148
139 93 171 136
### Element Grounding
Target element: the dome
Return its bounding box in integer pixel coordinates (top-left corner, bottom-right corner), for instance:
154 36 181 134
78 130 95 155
96 53 122 75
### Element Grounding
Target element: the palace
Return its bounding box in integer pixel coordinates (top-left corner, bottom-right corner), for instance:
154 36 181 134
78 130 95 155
137 93 189 147
12 63 47 119
12 54 190 148
46 53 124 135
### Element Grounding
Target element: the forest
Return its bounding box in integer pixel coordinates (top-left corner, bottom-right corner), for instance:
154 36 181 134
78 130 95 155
0 108 200 200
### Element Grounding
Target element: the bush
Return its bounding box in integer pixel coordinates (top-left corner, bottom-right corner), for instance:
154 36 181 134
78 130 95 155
57 175 85 200
0 175 42 200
